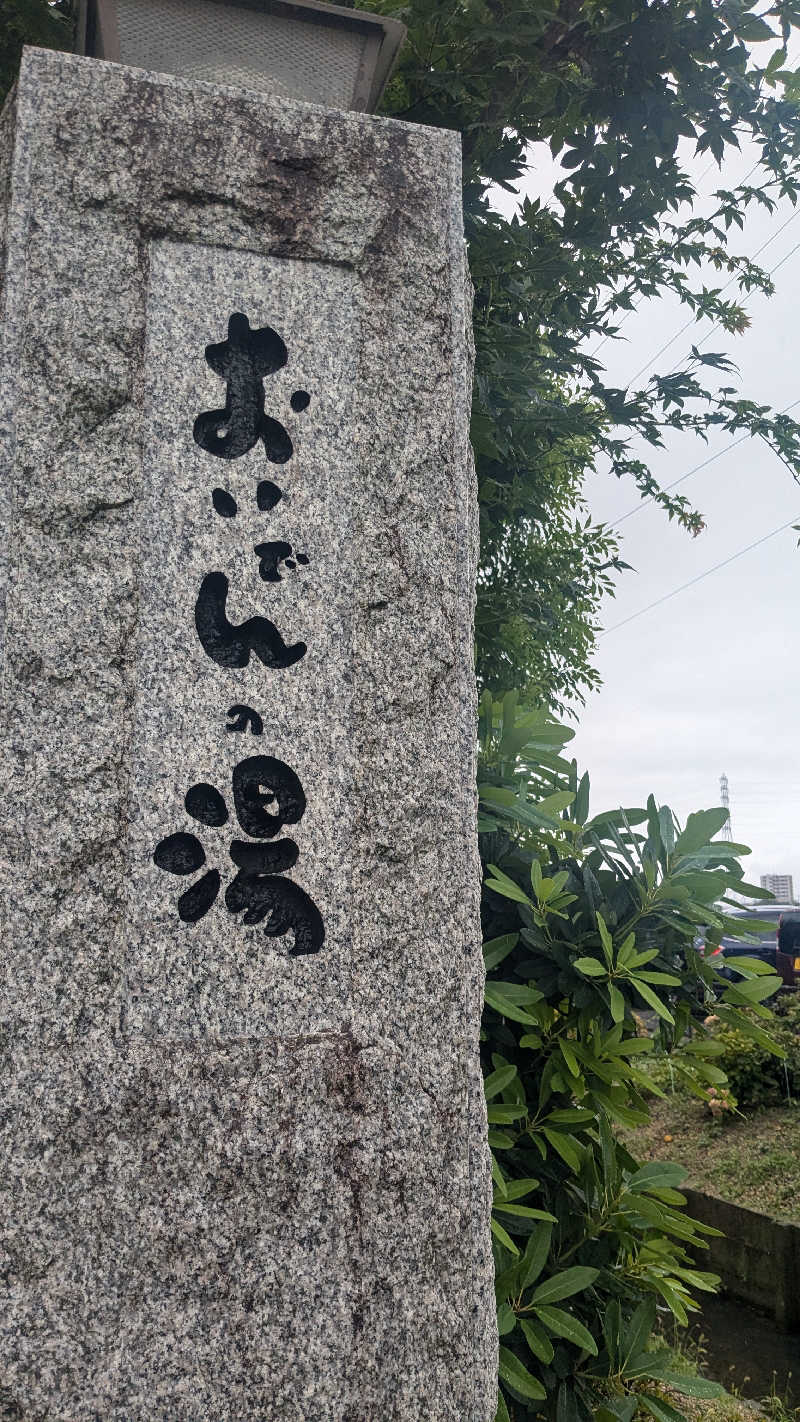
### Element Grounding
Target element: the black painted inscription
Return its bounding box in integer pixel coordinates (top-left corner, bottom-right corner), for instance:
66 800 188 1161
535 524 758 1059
257 480 283 512
232 755 305 838
212 488 238 518
194 572 306 670
226 704 264 736
153 758 324 953
193 312 293 464
153 312 324 955
253 540 309 582
185 782 229 827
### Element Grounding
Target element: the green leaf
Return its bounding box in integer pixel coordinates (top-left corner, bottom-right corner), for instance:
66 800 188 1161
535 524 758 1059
533 1305 599 1354
532 1267 599 1304
488 1131 515 1149
627 1162 687 1193
648 1372 724 1399
520 1221 553 1288
723 974 781 1004
520 1317 554 1364
486 865 534 907
609 984 625 1023
485 1064 519 1100
487 1103 528 1124
597 913 614 965
573 956 607 977
494 1390 511 1422
498 1346 547 1401
674 809 729 856
631 978 675 1024
639 1394 690 1422
484 983 543 1026
542 1128 582 1171
502 1177 541 1201
483 934 519 971
491 1218 520 1256
495 1203 558 1221
736 14 775 39
497 1302 517 1335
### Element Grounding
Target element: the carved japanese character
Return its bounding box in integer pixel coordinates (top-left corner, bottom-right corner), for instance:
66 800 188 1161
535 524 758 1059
152 756 324 954
194 571 306 670
193 312 293 464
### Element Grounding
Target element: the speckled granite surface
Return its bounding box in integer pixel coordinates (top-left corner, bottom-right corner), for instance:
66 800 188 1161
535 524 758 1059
0 48 496 1421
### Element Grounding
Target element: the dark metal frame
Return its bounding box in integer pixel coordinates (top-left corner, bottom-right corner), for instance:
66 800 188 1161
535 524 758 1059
75 0 405 112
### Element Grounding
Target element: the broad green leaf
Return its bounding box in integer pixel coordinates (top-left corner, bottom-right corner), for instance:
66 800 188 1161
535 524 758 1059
497 1302 517 1335
631 978 675 1024
484 983 543 1026
485 866 534 907
533 1305 599 1354
483 934 519 971
520 1317 554 1363
520 1221 553 1288
498 1346 547 1401
573 956 607 977
639 1394 690 1422
542 1128 582 1171
533 790 575 818
484 1064 518 1100
648 1372 724 1399
609 984 625 1023
723 974 781 1005
491 1218 519 1256
494 1390 511 1422
487 1104 528 1124
674 808 730 855
502 1177 541 1201
488 1131 515 1150
627 1161 687 1193
532 1267 599 1304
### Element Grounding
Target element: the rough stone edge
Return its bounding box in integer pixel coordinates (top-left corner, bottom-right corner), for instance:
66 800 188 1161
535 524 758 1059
0 75 34 673
445 132 498 1419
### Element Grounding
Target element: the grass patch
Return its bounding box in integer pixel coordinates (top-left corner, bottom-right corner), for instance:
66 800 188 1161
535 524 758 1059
620 1096 800 1222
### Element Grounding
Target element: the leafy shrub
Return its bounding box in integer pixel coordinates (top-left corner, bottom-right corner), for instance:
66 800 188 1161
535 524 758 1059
708 999 800 1110
478 693 783 1422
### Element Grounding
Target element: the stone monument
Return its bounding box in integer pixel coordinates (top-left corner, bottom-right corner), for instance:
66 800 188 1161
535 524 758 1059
0 44 496 1420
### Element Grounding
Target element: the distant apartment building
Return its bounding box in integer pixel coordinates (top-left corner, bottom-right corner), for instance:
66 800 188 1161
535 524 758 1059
760 873 795 903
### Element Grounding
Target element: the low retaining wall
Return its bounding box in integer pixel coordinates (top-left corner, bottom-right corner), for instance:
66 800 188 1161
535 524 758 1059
684 1187 800 1330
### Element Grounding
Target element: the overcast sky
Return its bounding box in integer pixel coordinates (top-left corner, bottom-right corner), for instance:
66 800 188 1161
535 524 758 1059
492 129 800 895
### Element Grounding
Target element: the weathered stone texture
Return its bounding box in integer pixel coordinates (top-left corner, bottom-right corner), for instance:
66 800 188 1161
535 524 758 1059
0 48 495 1421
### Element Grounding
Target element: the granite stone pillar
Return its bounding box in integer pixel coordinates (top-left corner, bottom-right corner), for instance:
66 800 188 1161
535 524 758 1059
0 47 496 1422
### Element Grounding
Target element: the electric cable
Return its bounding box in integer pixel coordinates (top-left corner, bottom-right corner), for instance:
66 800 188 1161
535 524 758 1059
608 396 800 528
600 512 800 635
625 214 800 386
588 152 768 360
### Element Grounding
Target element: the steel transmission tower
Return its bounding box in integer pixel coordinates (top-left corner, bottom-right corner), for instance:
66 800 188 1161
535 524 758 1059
719 773 733 841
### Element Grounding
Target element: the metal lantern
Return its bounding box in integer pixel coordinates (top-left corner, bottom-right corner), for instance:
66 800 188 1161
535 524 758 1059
77 0 406 112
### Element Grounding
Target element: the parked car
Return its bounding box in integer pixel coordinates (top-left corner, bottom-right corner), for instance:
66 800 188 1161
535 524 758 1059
718 903 799 988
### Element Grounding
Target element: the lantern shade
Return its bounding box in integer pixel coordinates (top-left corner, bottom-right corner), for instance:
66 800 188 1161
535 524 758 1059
77 0 405 112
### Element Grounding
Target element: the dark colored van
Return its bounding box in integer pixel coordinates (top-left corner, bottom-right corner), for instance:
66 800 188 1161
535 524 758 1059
720 904 799 988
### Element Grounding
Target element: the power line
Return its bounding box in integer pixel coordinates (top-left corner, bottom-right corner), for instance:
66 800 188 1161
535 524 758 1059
600 513 800 635
588 150 775 361
626 215 800 386
609 396 800 528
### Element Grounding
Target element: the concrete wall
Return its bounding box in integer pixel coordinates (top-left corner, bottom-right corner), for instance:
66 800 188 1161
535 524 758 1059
684 1187 800 1330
